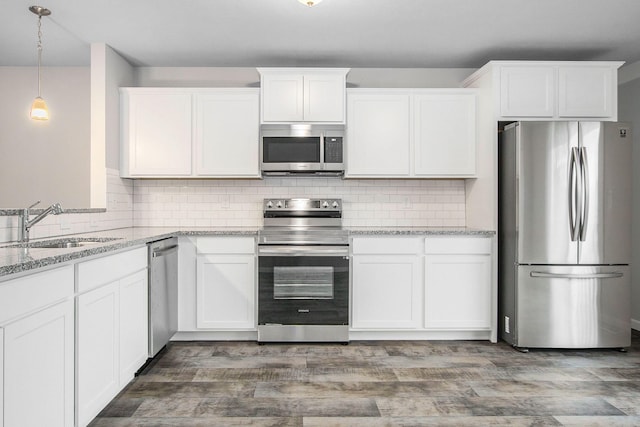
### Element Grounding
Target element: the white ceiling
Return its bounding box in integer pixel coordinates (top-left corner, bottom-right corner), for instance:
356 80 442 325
2 0 640 68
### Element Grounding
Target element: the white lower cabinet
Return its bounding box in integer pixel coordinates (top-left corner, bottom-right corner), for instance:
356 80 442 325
424 237 492 330
352 255 421 329
76 282 120 427
0 266 75 427
76 247 148 427
118 270 149 385
351 237 422 329
196 237 256 330
351 236 494 339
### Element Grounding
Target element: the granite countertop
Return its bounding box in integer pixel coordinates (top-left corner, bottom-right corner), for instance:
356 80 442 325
0 227 259 278
0 226 494 278
346 227 495 236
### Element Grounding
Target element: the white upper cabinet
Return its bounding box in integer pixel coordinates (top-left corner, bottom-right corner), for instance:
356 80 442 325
500 65 556 118
194 90 260 177
121 88 260 178
346 89 477 178
258 68 350 123
121 89 193 176
557 65 616 118
346 90 411 177
465 61 623 121
413 91 476 177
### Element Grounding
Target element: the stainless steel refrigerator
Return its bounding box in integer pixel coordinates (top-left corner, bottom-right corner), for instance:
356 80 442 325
499 121 632 350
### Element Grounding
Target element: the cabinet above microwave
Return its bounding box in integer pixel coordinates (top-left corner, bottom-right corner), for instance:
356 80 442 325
257 68 350 124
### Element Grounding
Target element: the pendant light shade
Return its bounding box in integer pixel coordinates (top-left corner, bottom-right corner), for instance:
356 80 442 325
298 0 323 6
30 96 49 120
29 5 51 121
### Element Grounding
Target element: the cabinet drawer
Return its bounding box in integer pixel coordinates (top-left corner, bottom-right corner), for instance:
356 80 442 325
77 247 148 293
425 237 492 255
352 237 421 255
0 265 74 325
197 237 255 254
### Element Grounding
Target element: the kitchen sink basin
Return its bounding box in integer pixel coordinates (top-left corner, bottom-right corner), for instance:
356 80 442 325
2 237 123 249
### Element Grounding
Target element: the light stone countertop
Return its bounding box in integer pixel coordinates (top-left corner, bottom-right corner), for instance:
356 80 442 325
0 226 494 278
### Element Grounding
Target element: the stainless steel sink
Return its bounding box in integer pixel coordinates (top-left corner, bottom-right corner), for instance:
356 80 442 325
2 237 123 249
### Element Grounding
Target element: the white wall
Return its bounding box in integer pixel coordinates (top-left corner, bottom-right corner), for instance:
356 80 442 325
0 67 91 208
618 61 640 329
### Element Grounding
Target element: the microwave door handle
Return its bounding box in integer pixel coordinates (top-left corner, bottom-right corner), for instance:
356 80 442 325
319 134 325 164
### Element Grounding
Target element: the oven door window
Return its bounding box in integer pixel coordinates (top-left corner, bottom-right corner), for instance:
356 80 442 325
274 266 334 299
262 137 320 163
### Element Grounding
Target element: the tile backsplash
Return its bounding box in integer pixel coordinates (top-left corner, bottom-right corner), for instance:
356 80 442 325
0 174 465 243
133 177 465 228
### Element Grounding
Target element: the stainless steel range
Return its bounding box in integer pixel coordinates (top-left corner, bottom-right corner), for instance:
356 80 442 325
258 198 349 343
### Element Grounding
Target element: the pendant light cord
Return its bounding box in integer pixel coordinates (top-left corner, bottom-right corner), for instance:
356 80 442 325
36 14 43 97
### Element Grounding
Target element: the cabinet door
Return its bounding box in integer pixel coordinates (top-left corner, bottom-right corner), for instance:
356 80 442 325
414 92 476 176
346 91 411 177
425 238 492 330
261 74 304 122
352 255 421 329
196 254 256 329
119 270 148 386
194 91 260 177
123 90 192 176
4 300 74 427
558 66 615 118
77 282 120 427
500 66 555 117
304 73 346 122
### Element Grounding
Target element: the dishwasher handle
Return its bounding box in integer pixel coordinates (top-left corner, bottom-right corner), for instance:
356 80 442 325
152 245 178 258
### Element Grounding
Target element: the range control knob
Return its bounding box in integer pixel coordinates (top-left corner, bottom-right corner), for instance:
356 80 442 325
332 201 340 208
276 200 283 208
322 201 329 209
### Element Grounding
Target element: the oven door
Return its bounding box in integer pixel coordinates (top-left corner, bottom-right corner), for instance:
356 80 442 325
258 245 349 326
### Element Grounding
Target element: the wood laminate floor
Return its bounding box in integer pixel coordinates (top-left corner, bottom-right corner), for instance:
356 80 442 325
91 331 640 426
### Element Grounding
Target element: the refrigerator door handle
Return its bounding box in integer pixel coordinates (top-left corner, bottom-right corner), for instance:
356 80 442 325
568 147 580 241
579 147 590 241
530 271 624 279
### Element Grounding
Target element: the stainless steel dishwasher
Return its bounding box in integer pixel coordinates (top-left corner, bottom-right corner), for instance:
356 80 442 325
148 237 178 357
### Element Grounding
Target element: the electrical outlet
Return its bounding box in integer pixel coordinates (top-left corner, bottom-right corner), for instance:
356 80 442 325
221 195 230 209
402 197 412 209
504 316 510 334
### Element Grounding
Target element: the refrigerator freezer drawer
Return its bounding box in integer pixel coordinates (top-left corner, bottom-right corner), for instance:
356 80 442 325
516 265 630 349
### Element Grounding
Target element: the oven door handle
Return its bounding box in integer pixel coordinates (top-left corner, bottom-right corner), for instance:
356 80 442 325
258 245 349 257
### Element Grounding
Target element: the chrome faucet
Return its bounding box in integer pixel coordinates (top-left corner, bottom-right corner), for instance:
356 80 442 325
18 200 64 242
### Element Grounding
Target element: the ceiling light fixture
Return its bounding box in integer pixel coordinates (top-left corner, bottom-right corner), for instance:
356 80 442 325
29 5 51 121
298 0 323 6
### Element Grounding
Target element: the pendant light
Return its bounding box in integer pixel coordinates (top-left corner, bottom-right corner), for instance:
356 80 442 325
298 0 323 6
29 5 51 121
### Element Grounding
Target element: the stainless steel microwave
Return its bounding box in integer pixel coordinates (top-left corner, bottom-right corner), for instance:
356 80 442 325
260 125 344 176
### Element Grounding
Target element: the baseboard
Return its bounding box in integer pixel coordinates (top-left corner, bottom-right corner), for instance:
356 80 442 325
632 318 640 331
